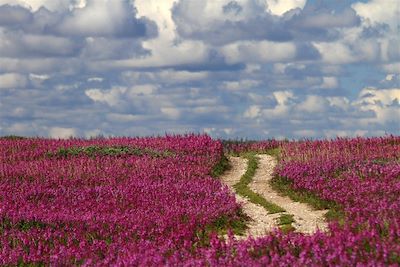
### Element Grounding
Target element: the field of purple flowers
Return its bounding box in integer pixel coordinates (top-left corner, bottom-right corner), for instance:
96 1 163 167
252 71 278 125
0 135 241 265
1 134 399 265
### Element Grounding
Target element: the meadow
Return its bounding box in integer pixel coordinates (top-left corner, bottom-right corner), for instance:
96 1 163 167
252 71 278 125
0 134 399 266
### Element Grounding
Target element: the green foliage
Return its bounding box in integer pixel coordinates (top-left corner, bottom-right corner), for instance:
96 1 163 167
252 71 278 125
277 214 295 233
211 154 231 178
233 153 285 214
270 175 344 222
1 135 26 140
48 145 174 158
265 148 281 161
194 210 249 247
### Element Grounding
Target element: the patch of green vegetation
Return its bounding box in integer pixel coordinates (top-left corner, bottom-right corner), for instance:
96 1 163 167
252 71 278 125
211 154 231 178
270 175 345 223
0 217 48 233
233 153 285 214
13 261 46 267
194 209 249 247
1 135 26 140
265 148 281 161
47 145 174 158
277 214 295 233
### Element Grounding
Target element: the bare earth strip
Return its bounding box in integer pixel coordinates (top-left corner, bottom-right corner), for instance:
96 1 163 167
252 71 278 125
221 157 278 239
250 154 329 234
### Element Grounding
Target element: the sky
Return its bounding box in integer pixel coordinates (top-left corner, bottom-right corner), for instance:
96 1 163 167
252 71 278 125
0 0 399 139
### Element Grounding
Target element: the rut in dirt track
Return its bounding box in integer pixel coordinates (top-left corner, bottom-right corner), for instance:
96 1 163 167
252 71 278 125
251 154 328 234
220 155 328 238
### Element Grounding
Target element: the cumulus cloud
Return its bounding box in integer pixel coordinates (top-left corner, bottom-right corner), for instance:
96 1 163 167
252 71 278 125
85 87 127 107
56 0 157 38
352 0 400 30
266 0 306 16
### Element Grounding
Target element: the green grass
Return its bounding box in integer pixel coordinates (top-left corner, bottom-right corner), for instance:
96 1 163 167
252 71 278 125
233 153 285 214
270 175 345 223
277 214 295 233
47 146 174 158
210 154 231 178
265 148 281 161
194 210 249 247
266 147 345 223
0 135 26 140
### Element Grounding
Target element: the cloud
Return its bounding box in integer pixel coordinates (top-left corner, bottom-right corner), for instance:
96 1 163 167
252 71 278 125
85 87 127 107
352 0 400 30
221 79 261 91
0 1 157 38
296 95 328 113
266 0 306 16
49 126 77 138
172 0 359 45
0 4 32 25
0 29 80 57
291 7 360 29
313 41 356 64
172 0 293 45
221 41 297 63
56 0 157 38
0 72 27 88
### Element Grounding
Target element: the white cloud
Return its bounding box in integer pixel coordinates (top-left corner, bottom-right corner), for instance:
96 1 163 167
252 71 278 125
297 95 327 113
161 107 181 119
385 74 395 81
244 105 261 119
273 90 294 105
49 127 77 138
382 62 400 74
313 42 356 64
327 97 350 110
265 0 306 16
354 87 400 125
107 0 209 69
122 70 208 84
0 0 74 12
357 87 400 106
87 77 103 82
85 86 127 106
129 84 157 96
352 0 400 30
256 90 295 119
222 79 261 91
319 76 339 89
57 0 136 37
106 113 145 123
0 73 27 89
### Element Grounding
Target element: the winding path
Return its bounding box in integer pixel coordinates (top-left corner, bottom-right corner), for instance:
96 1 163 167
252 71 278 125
220 155 328 238
220 157 277 239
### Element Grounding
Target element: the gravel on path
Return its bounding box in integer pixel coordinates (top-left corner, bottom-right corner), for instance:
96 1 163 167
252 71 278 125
220 155 328 239
250 154 328 234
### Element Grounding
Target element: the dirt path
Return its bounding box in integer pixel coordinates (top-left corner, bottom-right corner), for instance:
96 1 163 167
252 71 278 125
220 155 328 238
220 157 277 239
250 154 328 234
